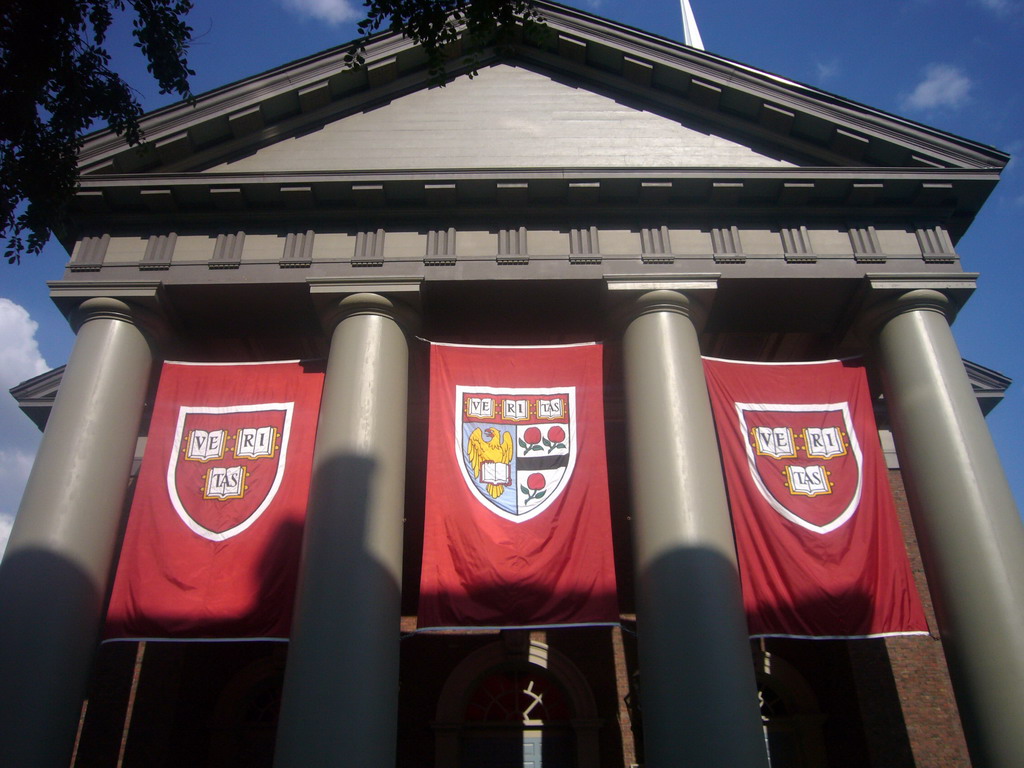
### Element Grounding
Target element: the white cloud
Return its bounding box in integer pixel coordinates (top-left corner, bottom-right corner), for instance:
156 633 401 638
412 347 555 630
815 59 840 84
1003 140 1022 174
0 299 49 388
280 0 359 25
0 450 35 559
977 0 1012 13
0 513 12 555
0 299 50 559
902 64 972 111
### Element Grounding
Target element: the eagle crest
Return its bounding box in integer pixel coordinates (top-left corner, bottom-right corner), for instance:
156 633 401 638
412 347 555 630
467 427 514 498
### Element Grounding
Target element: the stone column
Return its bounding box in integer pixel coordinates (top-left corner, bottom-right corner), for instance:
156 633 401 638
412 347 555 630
621 290 767 768
0 297 154 768
868 289 1024 768
275 293 411 768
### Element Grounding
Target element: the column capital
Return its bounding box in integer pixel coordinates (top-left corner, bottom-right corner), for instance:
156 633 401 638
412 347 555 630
622 289 711 332
317 292 419 336
859 288 954 339
69 297 137 331
66 294 172 354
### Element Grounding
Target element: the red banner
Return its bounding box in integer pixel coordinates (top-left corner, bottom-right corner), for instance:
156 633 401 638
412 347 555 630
419 343 618 628
105 360 324 640
703 357 928 638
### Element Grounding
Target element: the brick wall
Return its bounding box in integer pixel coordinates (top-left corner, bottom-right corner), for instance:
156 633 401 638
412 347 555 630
881 470 971 767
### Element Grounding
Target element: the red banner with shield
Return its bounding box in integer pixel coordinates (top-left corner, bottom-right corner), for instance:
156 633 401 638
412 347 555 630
105 360 324 640
703 357 928 638
419 343 618 628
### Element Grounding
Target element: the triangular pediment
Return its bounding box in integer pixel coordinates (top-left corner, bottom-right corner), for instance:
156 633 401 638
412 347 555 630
204 63 801 173
76 1 1007 178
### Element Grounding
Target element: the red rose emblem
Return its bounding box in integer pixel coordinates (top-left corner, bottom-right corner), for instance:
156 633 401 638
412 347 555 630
543 424 567 453
519 426 543 453
521 471 548 505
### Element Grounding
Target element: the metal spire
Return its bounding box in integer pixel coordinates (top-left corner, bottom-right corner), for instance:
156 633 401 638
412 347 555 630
681 0 705 50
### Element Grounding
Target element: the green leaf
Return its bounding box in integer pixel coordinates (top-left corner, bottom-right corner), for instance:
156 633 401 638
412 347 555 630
2 0 194 261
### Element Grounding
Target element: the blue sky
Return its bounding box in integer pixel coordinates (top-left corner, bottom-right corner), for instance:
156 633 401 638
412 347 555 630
1 0 1021 548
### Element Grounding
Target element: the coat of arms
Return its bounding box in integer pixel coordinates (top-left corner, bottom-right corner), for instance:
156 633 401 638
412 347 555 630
166 403 293 541
736 402 863 534
456 386 577 523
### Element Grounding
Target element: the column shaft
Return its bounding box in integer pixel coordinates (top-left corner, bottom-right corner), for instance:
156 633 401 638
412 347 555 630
275 293 410 767
0 298 153 767
872 290 1024 768
622 291 766 768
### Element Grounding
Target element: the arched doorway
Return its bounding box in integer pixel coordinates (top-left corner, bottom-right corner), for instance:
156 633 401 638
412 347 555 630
461 667 575 767
435 633 601 768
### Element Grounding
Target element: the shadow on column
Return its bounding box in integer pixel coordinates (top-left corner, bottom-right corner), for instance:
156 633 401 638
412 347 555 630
637 545 767 768
0 550 103 766
275 452 403 768
639 545 923 768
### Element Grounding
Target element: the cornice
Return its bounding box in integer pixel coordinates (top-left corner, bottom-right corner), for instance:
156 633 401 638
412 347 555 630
964 359 1013 392
66 167 1000 244
8 365 66 431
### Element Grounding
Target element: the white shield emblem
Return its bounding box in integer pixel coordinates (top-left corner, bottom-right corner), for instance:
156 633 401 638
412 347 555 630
456 386 577 523
166 403 293 541
736 402 863 534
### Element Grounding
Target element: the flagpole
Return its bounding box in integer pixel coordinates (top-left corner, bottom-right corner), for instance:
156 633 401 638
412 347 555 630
681 0 705 50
